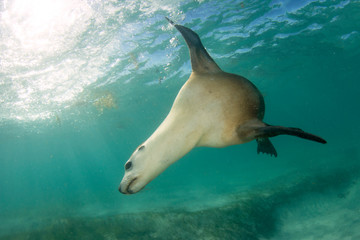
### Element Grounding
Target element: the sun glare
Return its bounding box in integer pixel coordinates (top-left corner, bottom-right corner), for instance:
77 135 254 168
3 0 80 51
0 0 97 122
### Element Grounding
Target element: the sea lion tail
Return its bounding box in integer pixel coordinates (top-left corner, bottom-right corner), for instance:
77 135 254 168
256 125 327 144
255 125 326 157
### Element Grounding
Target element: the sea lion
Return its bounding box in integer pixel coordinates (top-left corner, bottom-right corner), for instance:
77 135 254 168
119 18 326 194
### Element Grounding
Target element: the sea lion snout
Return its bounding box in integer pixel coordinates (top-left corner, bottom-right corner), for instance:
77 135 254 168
119 176 138 194
118 184 127 194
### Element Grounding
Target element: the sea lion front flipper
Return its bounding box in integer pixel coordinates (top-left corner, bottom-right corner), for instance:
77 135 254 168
256 138 277 157
166 17 222 73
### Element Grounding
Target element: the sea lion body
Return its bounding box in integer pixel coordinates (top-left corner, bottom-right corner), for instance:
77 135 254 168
174 71 265 147
119 19 326 194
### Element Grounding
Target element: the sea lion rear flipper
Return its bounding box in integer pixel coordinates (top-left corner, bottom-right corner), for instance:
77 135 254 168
256 125 327 144
257 138 277 157
166 17 222 73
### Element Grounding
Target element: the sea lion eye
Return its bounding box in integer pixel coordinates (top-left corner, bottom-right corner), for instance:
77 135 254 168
125 161 132 170
138 145 145 151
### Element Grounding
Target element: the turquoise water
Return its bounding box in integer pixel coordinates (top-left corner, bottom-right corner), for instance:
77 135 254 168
1 0 359 239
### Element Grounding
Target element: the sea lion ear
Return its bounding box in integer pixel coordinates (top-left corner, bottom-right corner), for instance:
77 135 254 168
166 17 222 74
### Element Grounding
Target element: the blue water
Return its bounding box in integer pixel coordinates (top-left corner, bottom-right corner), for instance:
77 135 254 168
1 0 359 239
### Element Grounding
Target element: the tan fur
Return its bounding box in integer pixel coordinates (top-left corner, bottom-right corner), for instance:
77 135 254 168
119 70 265 194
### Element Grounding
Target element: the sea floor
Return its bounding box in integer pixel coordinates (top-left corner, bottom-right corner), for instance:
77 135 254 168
1 162 359 240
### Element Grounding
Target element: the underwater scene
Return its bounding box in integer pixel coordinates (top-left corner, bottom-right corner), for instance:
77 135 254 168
1 0 360 239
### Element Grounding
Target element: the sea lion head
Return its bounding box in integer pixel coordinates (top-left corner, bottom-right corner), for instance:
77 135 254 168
118 144 168 194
